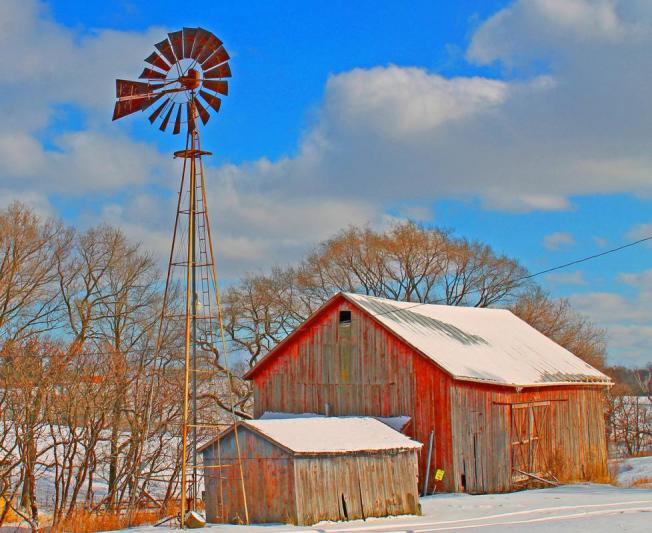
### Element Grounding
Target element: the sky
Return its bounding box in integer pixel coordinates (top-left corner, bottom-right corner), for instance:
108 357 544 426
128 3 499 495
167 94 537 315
1 0 652 368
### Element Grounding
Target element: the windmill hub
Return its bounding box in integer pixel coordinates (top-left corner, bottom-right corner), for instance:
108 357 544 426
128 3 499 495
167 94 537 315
180 68 201 90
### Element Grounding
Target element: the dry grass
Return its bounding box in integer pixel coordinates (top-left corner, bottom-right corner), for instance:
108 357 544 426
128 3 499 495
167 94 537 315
52 503 180 533
0 496 20 523
631 450 652 458
630 476 652 488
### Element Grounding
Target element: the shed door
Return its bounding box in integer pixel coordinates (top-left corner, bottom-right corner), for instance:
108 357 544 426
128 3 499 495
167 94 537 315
511 402 552 487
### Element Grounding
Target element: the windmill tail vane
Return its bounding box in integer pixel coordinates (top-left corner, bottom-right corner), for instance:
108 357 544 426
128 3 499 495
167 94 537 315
112 27 248 528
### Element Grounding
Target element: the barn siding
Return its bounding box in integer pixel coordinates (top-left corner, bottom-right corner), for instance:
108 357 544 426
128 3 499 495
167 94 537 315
449 383 608 493
293 451 420 525
203 427 295 524
412 355 456 493
253 301 416 419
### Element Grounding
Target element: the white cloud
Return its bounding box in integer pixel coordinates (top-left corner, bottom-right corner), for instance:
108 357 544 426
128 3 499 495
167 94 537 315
626 222 652 244
467 0 643 66
545 270 587 286
569 268 652 366
543 232 574 250
324 67 508 138
593 235 609 247
0 0 170 196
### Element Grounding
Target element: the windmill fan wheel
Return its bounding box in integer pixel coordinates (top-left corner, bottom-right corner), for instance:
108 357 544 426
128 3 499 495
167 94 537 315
112 27 231 135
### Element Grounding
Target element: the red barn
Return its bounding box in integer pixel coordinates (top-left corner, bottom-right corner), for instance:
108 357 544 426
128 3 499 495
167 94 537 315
244 292 612 494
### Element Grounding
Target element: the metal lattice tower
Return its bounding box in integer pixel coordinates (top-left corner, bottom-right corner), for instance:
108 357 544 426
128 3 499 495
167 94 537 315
111 27 248 528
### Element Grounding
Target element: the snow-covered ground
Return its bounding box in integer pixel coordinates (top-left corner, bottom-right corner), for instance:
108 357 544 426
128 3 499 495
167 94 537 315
110 483 652 532
616 455 652 488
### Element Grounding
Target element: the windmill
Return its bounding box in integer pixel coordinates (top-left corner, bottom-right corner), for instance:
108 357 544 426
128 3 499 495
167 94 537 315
112 27 248 527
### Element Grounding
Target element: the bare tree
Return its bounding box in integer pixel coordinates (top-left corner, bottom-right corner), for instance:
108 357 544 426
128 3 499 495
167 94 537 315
0 202 72 340
511 287 607 369
225 221 549 370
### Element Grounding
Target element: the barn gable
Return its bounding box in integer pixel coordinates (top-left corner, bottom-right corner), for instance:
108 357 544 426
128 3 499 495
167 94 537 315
246 293 420 419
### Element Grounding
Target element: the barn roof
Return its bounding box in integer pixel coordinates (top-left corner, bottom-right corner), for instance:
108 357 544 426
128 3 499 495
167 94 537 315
244 292 611 388
200 416 422 455
344 293 611 387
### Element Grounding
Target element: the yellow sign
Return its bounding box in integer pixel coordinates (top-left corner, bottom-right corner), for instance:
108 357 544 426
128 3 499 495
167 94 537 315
434 469 445 481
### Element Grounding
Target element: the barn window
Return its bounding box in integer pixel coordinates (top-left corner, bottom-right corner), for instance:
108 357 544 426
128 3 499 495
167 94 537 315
339 309 351 325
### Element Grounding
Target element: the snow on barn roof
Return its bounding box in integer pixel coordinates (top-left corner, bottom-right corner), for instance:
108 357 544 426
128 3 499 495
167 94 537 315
245 417 421 454
202 417 422 455
343 292 610 387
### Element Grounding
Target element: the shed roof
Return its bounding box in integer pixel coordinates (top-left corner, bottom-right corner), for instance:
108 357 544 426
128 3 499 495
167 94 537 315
344 292 610 387
200 416 421 455
245 292 611 388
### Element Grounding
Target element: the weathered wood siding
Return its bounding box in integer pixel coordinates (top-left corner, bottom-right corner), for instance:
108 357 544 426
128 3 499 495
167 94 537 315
293 450 420 525
203 426 421 525
449 383 608 493
203 427 295 524
412 355 456 493
253 300 416 418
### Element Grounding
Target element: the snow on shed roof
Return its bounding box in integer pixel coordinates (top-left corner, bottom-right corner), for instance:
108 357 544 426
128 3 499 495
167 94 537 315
221 417 421 455
343 293 611 387
259 411 412 432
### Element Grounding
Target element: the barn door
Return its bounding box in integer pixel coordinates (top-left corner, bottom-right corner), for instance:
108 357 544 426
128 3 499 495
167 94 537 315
511 402 552 487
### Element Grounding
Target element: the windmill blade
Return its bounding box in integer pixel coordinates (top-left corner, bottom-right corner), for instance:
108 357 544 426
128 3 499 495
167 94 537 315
139 67 167 80
159 103 175 131
193 97 210 125
190 27 212 60
112 93 162 121
199 90 221 113
195 33 223 64
145 51 171 72
168 31 184 62
204 63 231 79
187 101 196 133
116 91 163 102
201 47 229 71
173 104 182 135
182 27 198 59
155 38 177 65
149 97 171 123
202 80 228 96
116 79 150 98
116 86 182 103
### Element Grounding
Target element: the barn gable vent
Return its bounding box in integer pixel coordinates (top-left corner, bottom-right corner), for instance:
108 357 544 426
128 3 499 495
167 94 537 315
339 309 351 325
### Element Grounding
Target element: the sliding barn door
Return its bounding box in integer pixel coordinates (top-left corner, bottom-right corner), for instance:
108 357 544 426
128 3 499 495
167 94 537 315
511 402 554 487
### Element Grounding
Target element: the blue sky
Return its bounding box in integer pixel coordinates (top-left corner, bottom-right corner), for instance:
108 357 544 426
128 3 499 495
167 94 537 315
2 0 652 367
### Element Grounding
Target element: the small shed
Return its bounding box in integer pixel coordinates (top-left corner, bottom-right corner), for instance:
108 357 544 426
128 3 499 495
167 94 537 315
200 416 422 525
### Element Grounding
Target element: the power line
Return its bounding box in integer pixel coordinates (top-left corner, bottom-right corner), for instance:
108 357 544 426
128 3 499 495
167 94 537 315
352 234 652 319
521 235 652 280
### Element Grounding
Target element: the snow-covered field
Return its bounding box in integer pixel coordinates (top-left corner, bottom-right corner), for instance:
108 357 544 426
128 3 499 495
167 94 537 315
110 483 652 532
616 455 652 488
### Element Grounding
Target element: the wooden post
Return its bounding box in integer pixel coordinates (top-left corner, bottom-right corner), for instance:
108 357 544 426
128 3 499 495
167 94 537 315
422 430 434 496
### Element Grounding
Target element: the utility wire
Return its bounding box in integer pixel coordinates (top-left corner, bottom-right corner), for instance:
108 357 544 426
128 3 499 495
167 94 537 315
366 234 652 318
